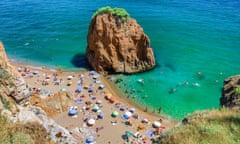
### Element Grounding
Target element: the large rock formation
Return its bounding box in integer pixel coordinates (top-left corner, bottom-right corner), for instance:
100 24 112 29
221 75 240 109
86 12 155 74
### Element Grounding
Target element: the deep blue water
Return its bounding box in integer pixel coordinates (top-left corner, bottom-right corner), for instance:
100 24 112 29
0 0 240 119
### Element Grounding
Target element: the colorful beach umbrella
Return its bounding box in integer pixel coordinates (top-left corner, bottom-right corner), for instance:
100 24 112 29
95 80 101 84
120 105 126 111
96 100 102 104
87 118 95 126
32 71 39 75
86 135 95 143
98 111 104 119
68 109 78 116
76 99 83 105
153 121 161 128
67 81 72 86
93 74 99 79
122 111 132 119
89 70 95 75
129 108 135 113
67 75 73 80
142 118 148 123
112 111 119 117
18 67 22 72
146 130 154 137
88 87 94 92
93 104 99 111
76 86 82 93
125 131 132 137
45 74 51 79
21 72 26 76
109 97 115 103
106 93 112 97
98 84 105 89
61 88 66 92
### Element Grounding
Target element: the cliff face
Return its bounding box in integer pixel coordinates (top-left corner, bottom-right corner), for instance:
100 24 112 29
86 13 155 74
221 75 240 109
0 42 9 69
0 42 30 104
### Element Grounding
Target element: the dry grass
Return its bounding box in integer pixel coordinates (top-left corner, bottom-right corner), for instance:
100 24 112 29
158 109 240 144
0 114 53 144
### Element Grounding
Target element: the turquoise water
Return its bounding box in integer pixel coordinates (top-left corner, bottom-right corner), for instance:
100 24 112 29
0 0 240 119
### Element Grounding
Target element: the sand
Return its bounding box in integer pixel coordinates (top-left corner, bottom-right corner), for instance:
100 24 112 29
11 62 177 144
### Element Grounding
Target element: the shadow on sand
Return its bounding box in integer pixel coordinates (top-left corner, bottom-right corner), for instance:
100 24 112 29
71 53 90 69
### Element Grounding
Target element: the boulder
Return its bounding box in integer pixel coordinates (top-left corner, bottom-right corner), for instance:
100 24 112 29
86 12 155 74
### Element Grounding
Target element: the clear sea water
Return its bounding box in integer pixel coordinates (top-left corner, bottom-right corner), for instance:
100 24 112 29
0 0 240 119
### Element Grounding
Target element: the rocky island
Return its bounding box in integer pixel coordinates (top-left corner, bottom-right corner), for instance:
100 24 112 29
86 7 155 74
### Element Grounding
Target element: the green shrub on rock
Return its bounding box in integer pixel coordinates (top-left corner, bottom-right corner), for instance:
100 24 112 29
92 6 130 21
234 87 240 94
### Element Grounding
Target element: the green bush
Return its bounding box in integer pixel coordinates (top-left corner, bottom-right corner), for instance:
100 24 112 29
92 6 130 21
234 87 240 94
0 68 11 79
0 114 49 144
0 95 10 110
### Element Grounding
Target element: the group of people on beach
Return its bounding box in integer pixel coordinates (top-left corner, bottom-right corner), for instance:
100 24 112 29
17 65 167 144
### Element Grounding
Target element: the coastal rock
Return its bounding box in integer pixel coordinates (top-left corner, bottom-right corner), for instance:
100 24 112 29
221 75 240 109
86 12 155 74
14 106 78 144
0 42 31 104
0 42 9 69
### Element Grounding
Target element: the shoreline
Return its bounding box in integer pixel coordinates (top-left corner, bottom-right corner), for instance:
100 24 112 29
11 59 175 121
10 59 178 143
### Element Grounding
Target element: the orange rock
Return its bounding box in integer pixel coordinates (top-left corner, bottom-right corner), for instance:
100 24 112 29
86 13 155 74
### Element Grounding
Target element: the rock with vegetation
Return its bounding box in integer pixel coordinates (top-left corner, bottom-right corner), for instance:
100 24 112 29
86 6 155 74
158 109 240 144
0 42 77 143
0 114 41 144
221 75 240 109
0 42 31 104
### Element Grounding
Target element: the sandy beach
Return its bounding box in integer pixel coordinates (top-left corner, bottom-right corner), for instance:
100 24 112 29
11 62 176 144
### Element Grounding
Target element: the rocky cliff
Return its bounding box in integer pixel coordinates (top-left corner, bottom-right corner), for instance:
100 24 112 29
0 42 30 104
86 10 155 74
221 75 240 109
0 42 77 143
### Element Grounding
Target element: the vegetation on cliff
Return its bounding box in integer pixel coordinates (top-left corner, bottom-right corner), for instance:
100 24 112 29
235 87 240 94
158 109 240 144
0 114 52 144
0 68 11 79
92 6 130 21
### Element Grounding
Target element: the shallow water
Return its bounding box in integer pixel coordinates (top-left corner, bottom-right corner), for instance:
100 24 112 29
0 0 240 119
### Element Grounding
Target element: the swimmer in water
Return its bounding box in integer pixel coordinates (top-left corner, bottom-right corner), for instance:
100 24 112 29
192 82 200 87
168 88 177 94
196 71 205 80
137 78 145 85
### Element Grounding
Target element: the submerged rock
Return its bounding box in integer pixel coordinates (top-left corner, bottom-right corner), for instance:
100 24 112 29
86 7 155 74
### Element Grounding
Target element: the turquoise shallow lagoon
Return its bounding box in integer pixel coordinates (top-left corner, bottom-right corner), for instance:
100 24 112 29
0 0 240 119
